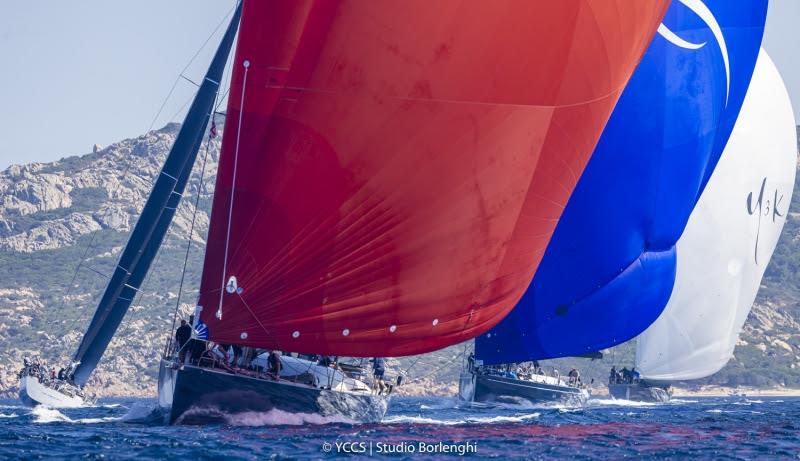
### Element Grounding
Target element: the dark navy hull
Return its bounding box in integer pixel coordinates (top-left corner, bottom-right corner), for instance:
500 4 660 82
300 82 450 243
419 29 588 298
608 383 671 402
158 360 388 424
460 372 589 406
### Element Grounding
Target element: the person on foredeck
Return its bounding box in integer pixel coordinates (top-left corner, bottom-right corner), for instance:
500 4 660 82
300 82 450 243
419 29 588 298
175 320 192 363
231 344 243 367
267 351 282 380
371 358 386 395
621 367 631 384
568 368 580 386
609 366 618 384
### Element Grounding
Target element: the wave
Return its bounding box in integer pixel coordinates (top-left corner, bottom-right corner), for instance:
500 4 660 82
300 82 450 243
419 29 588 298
419 398 461 410
587 398 657 408
99 403 124 409
0 413 18 418
175 407 356 426
669 399 698 404
706 409 764 415
121 402 166 425
466 397 578 412
32 406 72 423
383 412 540 426
0 404 25 410
31 406 119 424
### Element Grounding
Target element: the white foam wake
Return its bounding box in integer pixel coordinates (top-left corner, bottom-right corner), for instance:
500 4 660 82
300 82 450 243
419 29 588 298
587 398 657 408
0 413 18 418
383 412 540 426
0 404 25 410
31 406 119 424
120 402 166 424
468 398 577 412
419 398 461 410
175 407 356 426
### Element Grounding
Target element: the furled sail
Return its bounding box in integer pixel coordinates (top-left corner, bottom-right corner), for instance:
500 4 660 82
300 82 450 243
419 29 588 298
197 0 668 357
477 0 768 364
636 50 797 381
71 5 242 386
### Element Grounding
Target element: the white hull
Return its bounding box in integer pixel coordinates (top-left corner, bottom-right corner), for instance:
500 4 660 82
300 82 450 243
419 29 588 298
18 375 86 408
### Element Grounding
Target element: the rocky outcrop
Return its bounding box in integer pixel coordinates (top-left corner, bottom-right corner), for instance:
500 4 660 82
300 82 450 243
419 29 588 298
0 213 102 252
0 122 219 253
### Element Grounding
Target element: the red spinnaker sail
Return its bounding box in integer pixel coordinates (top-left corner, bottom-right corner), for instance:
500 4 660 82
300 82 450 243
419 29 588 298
198 0 668 356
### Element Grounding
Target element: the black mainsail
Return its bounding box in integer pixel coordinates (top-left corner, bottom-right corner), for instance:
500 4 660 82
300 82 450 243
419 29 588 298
71 4 242 386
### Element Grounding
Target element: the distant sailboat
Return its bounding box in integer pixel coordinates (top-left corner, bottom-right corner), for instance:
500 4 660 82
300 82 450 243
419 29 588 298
467 0 766 407
610 50 797 402
20 0 668 418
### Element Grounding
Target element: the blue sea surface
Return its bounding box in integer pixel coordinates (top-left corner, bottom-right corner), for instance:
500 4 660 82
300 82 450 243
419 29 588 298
0 396 798 460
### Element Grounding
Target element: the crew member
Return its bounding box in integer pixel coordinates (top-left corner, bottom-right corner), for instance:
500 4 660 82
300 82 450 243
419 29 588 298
568 368 580 386
268 350 282 380
175 320 192 363
371 357 386 395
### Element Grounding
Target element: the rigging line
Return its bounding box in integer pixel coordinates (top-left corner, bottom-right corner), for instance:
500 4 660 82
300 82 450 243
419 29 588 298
167 94 197 127
145 3 237 134
403 348 467 385
57 229 104 360
59 4 237 363
216 60 249 320
234 291 275 346
164 132 216 357
112 217 174 355
401 354 425 378
115 2 236 184
179 74 201 88
82 265 111 280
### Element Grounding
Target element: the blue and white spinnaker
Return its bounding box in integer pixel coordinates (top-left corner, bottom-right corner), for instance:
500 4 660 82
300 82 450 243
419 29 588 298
636 49 797 381
477 0 769 364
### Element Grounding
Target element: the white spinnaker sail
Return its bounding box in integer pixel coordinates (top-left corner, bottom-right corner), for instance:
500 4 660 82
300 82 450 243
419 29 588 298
635 49 798 381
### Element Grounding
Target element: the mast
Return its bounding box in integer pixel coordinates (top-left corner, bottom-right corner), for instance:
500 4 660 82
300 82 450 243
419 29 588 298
71 3 242 386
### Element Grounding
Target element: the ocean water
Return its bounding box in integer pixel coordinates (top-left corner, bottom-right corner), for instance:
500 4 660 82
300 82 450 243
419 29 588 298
1 396 798 460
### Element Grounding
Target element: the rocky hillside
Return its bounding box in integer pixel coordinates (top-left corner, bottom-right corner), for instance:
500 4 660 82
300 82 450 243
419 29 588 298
0 124 799 398
0 122 220 397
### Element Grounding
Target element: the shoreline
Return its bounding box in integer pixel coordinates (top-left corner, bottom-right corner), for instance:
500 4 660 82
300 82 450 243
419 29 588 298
585 384 800 398
671 385 800 397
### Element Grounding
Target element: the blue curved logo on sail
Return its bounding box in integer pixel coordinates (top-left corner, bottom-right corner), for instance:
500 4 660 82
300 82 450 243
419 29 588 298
658 0 730 104
193 321 209 340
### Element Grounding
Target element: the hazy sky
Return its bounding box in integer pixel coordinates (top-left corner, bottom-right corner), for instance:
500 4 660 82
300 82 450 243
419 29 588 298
0 0 798 170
